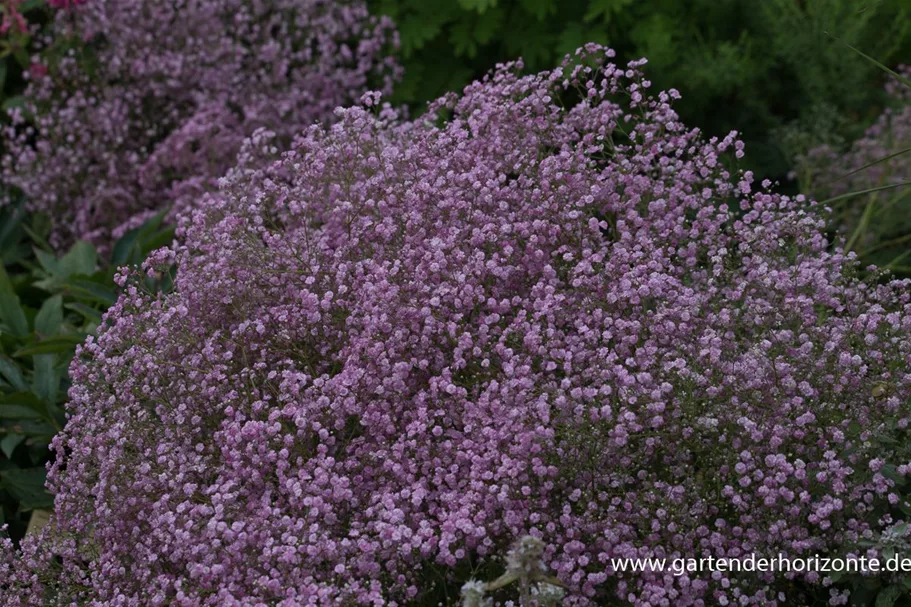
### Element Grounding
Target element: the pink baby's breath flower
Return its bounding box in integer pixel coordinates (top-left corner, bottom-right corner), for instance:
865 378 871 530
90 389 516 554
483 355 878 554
2 0 400 250
5 45 911 607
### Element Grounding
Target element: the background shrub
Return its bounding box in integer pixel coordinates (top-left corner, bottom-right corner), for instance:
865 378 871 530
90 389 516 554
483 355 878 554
2 0 400 250
799 68 911 277
373 0 910 182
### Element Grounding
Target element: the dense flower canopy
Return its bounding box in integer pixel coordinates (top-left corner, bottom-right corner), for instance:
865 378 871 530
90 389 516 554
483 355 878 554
5 45 911 606
2 0 399 248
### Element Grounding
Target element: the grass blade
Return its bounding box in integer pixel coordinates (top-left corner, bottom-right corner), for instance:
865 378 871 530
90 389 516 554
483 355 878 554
830 145 911 183
819 181 911 205
825 32 911 90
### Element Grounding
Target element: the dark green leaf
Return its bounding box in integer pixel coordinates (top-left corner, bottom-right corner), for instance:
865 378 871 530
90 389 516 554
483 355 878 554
12 48 29 69
0 267 28 337
14 335 85 357
0 298 28 336
0 405 43 420
0 357 27 391
32 354 58 406
875 585 903 607
0 468 52 510
456 0 496 13
2 95 26 112
518 0 555 21
111 227 141 268
60 277 117 306
9 420 56 441
584 0 635 23
138 225 176 255
34 295 63 336
0 433 24 459
33 248 60 276
64 302 103 324
20 0 48 12
59 241 98 278
0 203 24 254
1 392 55 426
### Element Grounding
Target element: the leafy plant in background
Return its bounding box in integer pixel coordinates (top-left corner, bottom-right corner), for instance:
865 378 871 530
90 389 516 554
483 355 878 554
799 52 911 277
0 203 172 544
373 0 910 182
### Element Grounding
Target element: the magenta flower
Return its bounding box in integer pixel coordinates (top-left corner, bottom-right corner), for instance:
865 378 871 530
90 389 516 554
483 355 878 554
0 0 26 35
47 0 86 8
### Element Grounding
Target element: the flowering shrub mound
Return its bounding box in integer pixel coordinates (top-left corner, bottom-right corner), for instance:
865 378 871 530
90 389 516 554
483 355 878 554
6 45 911 606
2 0 399 249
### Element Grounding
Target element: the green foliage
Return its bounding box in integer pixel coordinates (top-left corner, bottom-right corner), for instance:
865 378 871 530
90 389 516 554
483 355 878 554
0 203 173 542
373 0 911 182
796 41 911 279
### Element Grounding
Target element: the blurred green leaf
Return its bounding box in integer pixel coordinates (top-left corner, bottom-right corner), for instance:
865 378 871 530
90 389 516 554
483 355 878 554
33 248 60 276
59 276 117 306
519 0 556 21
0 433 24 459
457 0 497 13
2 95 26 112
111 228 141 268
64 302 103 324
34 295 63 336
0 358 27 391
59 241 98 278
20 0 48 12
0 267 29 337
0 468 52 511
14 335 85 357
0 404 43 420
32 354 58 406
585 0 635 23
875 585 902 607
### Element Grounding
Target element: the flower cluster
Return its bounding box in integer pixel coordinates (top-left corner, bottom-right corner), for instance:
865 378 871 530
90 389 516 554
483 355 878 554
2 0 399 249
7 45 911 606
